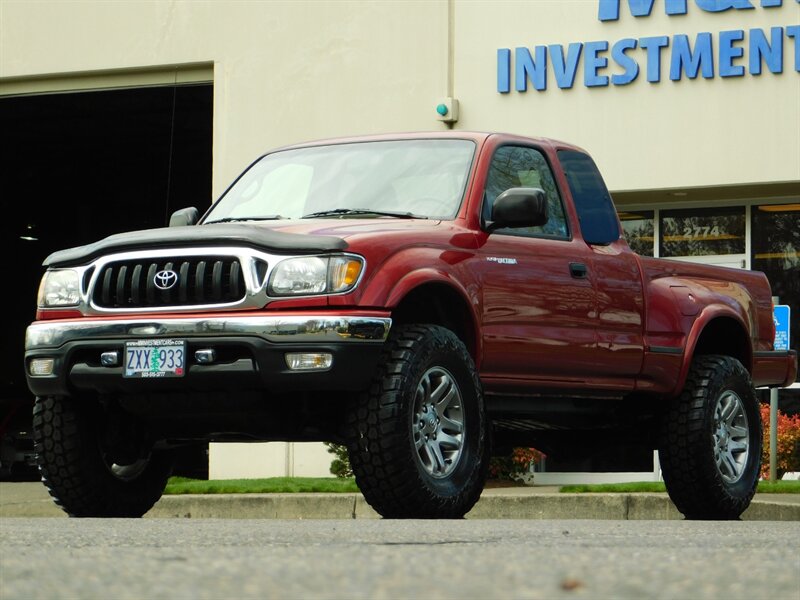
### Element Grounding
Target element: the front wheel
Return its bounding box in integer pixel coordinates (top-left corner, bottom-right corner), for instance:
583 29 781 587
346 324 489 518
33 396 173 517
658 355 762 520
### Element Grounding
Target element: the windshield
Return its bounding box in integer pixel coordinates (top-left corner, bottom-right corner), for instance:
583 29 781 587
204 139 476 222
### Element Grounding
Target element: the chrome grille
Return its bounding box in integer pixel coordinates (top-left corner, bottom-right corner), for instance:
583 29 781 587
92 257 247 308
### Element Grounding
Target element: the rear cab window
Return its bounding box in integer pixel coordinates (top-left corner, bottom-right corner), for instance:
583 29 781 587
557 150 620 245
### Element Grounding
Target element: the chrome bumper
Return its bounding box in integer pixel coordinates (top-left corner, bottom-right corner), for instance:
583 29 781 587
26 315 392 350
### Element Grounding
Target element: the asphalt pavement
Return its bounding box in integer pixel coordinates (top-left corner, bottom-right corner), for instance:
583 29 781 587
3 518 798 599
2 481 798 520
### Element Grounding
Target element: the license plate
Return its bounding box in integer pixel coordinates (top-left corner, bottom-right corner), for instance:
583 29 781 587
124 339 186 378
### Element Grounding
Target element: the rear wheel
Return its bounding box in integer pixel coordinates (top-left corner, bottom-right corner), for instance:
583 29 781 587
33 395 173 517
346 324 489 518
659 355 762 520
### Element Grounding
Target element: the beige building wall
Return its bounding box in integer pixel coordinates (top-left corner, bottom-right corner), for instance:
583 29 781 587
455 0 800 192
0 0 451 199
3 1 797 195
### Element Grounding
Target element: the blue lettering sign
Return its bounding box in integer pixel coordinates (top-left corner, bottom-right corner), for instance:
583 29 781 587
498 48 511 92
496 1 796 94
611 38 641 84
515 46 547 91
584 41 610 86
788 25 800 71
599 0 787 20
670 32 715 79
719 29 746 76
640 35 670 81
599 0 688 20
750 27 783 74
550 43 584 88
695 0 754 12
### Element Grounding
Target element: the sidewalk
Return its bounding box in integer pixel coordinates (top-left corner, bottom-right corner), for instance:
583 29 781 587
2 481 798 520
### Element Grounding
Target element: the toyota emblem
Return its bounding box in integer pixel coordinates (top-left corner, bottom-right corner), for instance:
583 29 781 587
154 269 179 290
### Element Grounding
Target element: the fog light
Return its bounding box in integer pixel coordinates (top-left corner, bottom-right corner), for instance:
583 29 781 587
285 353 333 371
101 351 119 367
195 349 216 364
29 358 55 376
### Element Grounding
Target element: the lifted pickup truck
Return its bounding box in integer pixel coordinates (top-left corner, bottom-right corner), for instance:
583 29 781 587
26 132 796 519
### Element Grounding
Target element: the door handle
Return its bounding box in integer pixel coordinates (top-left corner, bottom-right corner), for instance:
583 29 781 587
570 262 588 279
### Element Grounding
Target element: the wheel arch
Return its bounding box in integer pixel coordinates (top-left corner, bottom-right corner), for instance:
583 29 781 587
677 309 753 394
388 278 479 364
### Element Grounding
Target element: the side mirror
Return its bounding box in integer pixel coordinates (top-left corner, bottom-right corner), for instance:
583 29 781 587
169 207 199 227
486 187 548 232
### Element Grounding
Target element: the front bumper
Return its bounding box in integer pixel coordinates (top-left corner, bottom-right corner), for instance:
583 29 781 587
25 314 391 397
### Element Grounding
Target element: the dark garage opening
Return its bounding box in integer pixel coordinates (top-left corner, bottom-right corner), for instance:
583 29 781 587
0 83 213 478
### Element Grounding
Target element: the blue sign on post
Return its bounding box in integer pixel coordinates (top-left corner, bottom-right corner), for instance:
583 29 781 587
773 305 791 351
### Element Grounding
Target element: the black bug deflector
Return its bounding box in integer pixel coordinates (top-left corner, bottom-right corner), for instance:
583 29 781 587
44 223 349 268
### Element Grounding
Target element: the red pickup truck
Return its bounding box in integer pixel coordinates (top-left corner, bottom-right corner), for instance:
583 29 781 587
25 132 796 520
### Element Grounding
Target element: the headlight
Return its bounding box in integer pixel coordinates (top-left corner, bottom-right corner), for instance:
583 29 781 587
268 256 364 296
37 269 81 307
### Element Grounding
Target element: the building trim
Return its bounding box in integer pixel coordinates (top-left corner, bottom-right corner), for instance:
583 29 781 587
0 62 214 97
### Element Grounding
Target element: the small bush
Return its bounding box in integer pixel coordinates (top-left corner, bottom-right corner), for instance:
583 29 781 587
760 404 800 479
325 442 353 478
489 447 545 481
326 442 546 483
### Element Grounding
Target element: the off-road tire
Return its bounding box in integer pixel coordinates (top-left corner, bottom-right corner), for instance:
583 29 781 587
659 355 762 520
346 324 489 518
33 395 173 517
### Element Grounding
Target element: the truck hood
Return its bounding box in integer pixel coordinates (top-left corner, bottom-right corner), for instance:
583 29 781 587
43 218 441 267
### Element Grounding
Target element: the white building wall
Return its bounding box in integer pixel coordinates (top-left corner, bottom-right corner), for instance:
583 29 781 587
209 442 333 479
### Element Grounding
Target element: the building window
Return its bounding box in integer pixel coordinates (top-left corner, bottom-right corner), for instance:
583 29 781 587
659 206 745 257
752 203 799 385
618 210 654 256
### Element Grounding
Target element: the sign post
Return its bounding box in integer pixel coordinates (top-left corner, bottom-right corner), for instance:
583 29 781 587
770 304 791 483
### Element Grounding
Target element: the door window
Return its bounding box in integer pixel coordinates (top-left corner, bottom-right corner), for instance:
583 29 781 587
483 146 569 239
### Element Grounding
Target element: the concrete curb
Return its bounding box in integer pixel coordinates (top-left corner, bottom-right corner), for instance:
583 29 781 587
2 483 798 520
134 493 800 521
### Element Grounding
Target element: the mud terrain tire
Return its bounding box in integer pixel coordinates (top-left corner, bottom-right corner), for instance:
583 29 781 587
33 395 173 517
346 324 489 518
659 355 762 520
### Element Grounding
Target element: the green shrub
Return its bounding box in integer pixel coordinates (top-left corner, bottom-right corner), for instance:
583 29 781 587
326 441 546 482
325 442 353 478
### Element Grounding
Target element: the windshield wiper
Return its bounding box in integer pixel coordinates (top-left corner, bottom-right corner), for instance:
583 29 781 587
301 208 423 219
204 215 285 224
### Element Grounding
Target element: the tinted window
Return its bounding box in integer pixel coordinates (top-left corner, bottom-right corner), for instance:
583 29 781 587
558 150 620 245
483 145 569 238
618 210 654 256
660 206 745 257
752 203 799 381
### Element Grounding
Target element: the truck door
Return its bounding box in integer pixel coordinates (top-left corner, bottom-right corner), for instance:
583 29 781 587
558 150 645 386
473 144 597 391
